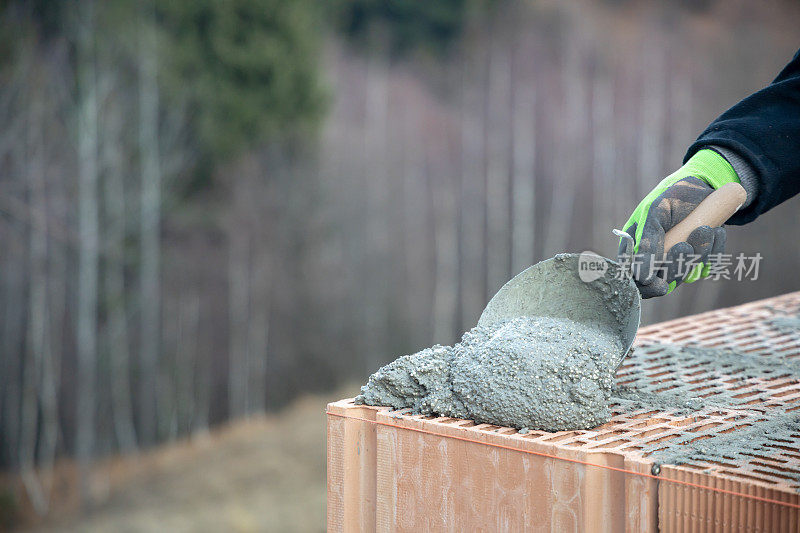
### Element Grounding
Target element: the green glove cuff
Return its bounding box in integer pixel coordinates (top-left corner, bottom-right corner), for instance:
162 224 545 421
624 149 740 254
678 149 741 190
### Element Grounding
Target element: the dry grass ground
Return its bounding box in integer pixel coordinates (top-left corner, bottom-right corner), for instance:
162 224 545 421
6 386 358 532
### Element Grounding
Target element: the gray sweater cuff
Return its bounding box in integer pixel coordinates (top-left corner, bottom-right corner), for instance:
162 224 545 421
708 145 759 209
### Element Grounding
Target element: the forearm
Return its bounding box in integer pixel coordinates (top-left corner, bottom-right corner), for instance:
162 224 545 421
685 48 800 225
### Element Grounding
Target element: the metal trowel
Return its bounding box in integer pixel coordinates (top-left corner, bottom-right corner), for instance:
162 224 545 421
478 182 747 370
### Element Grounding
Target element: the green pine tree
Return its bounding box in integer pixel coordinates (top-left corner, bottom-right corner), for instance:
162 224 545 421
158 0 327 164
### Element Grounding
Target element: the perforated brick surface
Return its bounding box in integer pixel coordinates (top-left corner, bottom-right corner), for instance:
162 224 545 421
627 292 800 490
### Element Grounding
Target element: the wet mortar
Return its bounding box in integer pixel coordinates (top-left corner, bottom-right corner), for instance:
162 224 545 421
357 254 636 432
356 316 622 432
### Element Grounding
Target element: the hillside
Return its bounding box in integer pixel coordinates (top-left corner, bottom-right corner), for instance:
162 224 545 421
8 387 358 532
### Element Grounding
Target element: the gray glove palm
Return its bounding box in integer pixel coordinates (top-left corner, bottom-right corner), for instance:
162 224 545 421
618 176 726 298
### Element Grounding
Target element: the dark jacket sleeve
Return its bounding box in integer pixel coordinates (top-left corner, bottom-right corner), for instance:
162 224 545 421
685 48 800 225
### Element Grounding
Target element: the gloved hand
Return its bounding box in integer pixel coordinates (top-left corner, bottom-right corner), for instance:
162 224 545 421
618 149 741 298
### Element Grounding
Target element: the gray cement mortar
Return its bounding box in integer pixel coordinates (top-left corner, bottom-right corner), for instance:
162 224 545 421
356 253 638 432
356 316 623 432
769 315 800 333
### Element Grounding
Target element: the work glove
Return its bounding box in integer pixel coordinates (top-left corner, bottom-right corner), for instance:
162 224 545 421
618 149 741 299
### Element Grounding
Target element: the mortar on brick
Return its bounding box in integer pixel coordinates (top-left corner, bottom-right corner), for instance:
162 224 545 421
611 342 800 482
356 315 623 432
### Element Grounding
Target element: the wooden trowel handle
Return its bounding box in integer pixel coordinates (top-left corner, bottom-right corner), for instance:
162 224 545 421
663 182 747 252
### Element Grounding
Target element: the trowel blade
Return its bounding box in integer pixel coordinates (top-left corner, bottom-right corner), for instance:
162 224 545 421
478 253 641 368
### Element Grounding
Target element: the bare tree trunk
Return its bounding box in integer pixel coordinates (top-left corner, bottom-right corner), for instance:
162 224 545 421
20 90 48 515
102 87 138 452
638 41 665 202
363 52 390 360
430 111 459 345
159 294 178 440
177 291 200 433
192 294 211 434
247 242 270 414
0 63 27 468
400 91 431 348
138 3 162 446
485 33 512 294
510 44 536 273
41 162 66 501
0 73 27 466
543 28 584 257
229 154 271 417
76 0 100 501
1 246 24 469
228 173 250 418
459 49 488 327
591 72 615 253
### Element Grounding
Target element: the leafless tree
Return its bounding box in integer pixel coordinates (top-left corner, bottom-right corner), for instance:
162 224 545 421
227 159 253 418
100 68 138 452
485 30 512 294
363 52 391 362
75 0 100 501
247 224 271 415
591 68 616 252
138 2 162 445
430 104 459 346
510 37 536 274
543 23 585 257
459 46 488 328
177 290 201 432
19 63 49 515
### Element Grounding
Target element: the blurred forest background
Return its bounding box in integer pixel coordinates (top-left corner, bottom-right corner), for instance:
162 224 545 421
1 0 800 527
